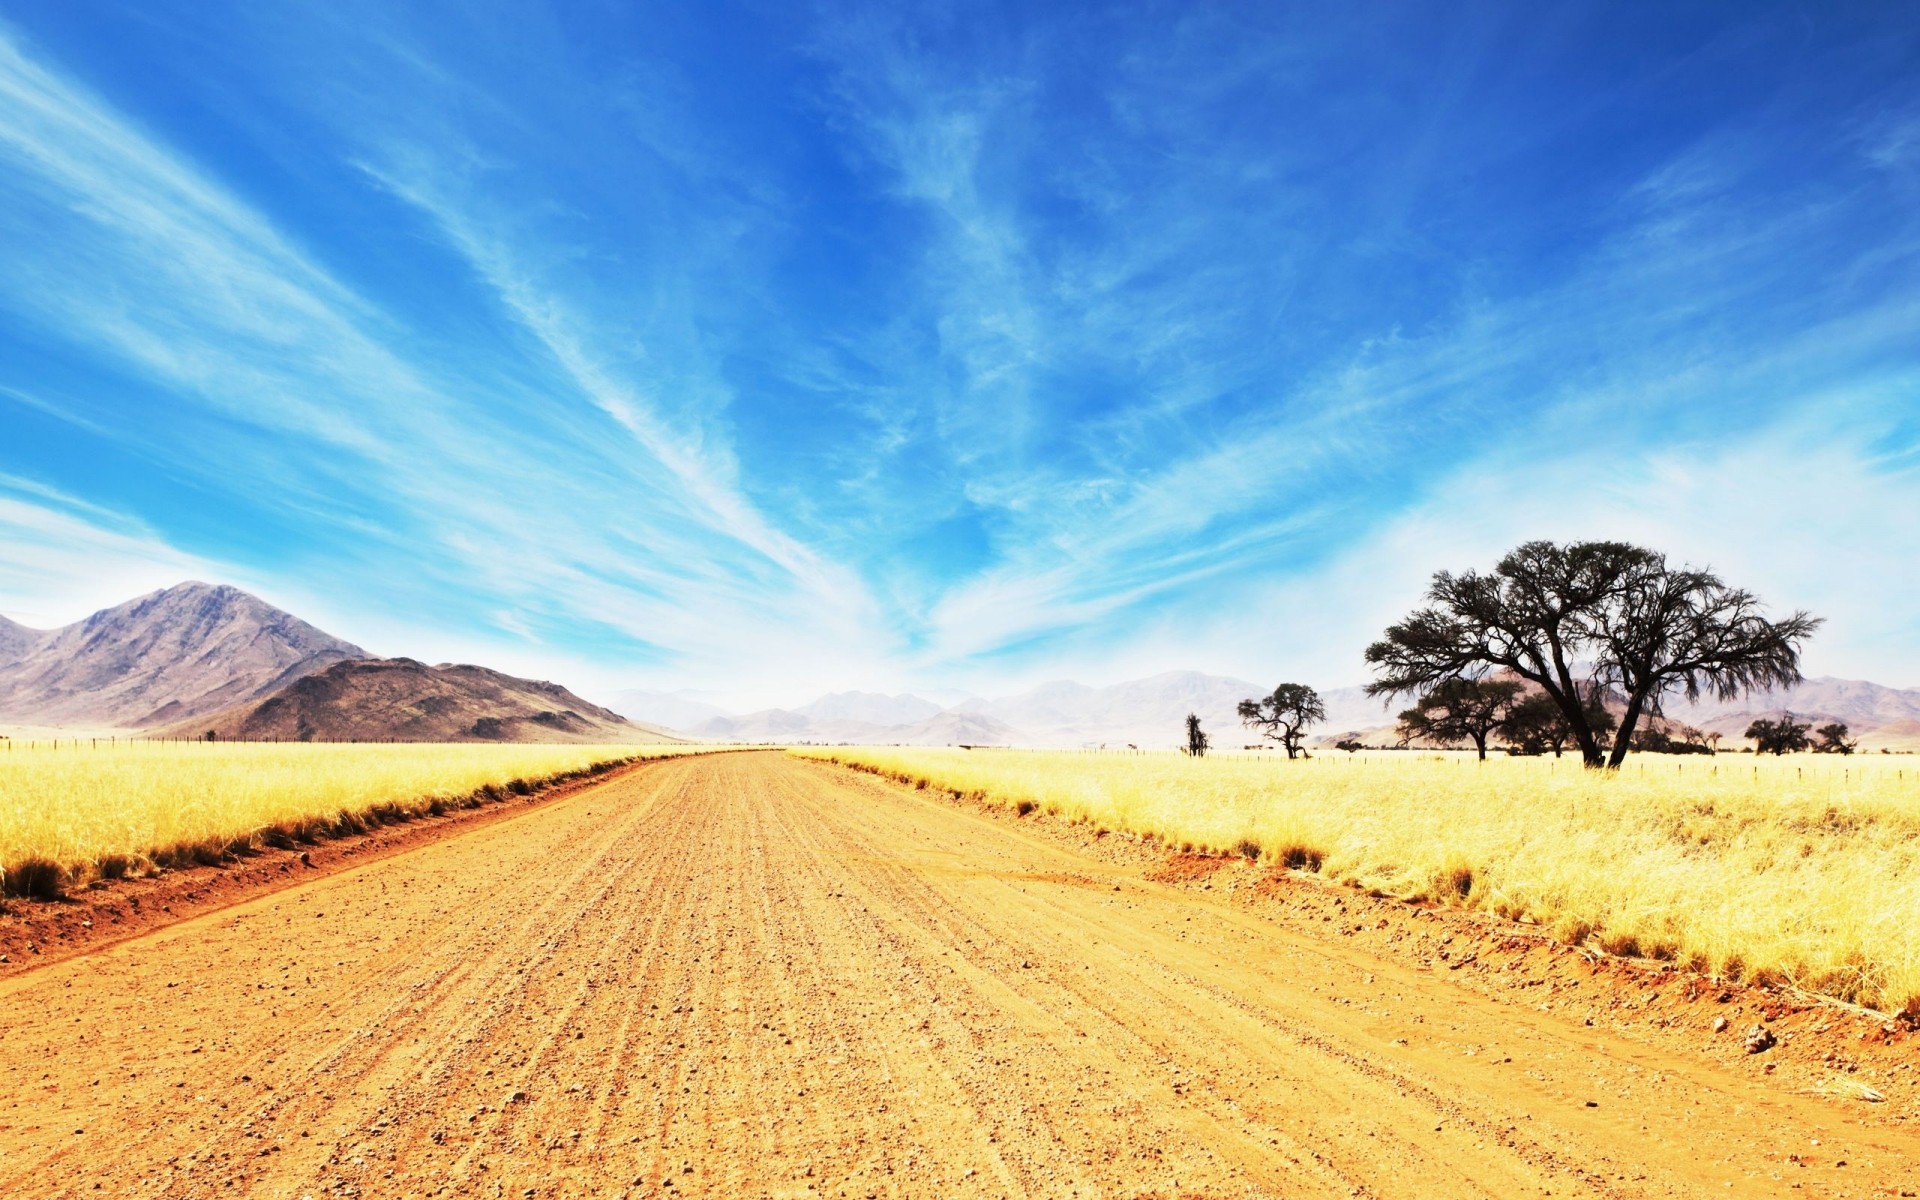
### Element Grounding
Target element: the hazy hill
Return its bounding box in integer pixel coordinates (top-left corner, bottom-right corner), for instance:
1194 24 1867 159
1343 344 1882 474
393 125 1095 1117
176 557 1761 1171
168 658 677 744
613 671 1920 751
1669 676 1920 735
962 671 1268 747
796 690 943 726
693 709 895 743
1310 684 1401 744
603 687 734 731
0 582 365 728
680 671 1319 748
888 709 1023 746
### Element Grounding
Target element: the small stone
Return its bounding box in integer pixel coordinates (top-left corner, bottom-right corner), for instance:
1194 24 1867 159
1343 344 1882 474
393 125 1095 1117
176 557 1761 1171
1744 1024 1776 1054
1711 1016 1728 1033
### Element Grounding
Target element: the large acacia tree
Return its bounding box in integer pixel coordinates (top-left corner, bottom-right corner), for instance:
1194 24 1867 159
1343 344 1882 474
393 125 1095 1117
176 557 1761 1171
1365 541 1819 769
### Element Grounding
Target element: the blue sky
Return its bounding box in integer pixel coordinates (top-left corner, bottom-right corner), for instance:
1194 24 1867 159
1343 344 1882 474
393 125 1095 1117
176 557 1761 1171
1 1 1917 707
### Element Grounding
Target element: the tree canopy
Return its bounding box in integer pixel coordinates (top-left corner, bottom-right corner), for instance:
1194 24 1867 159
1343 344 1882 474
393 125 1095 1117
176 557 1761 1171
1238 683 1324 759
1745 714 1812 755
1365 540 1818 768
1814 722 1856 755
1395 677 1522 760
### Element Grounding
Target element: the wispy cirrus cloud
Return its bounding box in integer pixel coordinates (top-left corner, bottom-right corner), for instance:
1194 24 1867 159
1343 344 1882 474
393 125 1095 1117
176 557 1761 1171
2 3 1917 705
796 4 1920 681
0 477 219 628
0 19 888 702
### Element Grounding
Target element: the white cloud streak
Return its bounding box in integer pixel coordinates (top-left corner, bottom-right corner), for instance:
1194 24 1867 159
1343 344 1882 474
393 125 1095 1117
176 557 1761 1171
0 22 890 703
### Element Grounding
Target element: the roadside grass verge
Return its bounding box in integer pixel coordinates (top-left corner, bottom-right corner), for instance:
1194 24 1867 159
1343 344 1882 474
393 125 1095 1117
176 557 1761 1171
794 746 1920 1016
0 742 708 900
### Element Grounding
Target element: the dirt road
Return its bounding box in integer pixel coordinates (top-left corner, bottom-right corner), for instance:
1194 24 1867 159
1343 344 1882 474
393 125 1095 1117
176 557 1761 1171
1 752 1913 1198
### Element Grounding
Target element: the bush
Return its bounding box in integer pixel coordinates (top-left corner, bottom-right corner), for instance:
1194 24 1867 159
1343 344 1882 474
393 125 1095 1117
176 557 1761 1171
3 856 65 900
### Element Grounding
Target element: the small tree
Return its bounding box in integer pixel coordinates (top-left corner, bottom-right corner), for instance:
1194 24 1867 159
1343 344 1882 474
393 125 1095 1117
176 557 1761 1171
1745 714 1812 755
1395 677 1522 760
1238 684 1325 759
1497 686 1615 756
1630 723 1713 755
1334 738 1364 754
1814 722 1856 755
1500 693 1562 756
1184 713 1210 757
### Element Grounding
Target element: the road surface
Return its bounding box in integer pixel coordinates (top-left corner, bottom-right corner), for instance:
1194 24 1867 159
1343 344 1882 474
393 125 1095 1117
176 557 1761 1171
1 751 1911 1198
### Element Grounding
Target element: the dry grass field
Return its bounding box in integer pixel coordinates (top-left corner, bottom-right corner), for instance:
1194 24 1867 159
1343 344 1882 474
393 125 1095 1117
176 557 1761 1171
794 747 1920 1014
0 740 707 899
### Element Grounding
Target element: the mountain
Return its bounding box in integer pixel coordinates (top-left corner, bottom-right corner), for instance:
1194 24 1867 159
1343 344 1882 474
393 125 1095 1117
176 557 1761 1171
693 709 901 743
166 658 679 744
1665 676 1920 742
692 705 1023 746
796 691 943 726
632 671 1920 751
683 671 1287 748
0 582 366 728
602 687 734 732
961 671 1268 747
888 710 1023 747
1312 684 1400 742
0 614 43 665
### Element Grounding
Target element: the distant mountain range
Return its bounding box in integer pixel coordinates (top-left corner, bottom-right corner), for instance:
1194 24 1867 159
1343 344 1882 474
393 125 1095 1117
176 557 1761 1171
0 583 672 744
606 671 1920 751
601 672 1394 749
6 583 1911 750
601 688 735 732
1662 678 1920 751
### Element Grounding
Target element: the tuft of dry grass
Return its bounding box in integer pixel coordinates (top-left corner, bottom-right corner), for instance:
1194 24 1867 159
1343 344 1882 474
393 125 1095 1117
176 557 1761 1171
0 742 710 899
794 746 1920 1014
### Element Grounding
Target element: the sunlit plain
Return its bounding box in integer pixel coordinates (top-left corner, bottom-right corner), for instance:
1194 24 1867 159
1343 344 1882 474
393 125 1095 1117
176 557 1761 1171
794 746 1920 1013
0 741 708 895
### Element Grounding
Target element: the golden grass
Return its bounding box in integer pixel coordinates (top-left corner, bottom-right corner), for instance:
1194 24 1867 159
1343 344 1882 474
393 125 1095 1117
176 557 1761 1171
0 741 708 898
794 747 1920 1014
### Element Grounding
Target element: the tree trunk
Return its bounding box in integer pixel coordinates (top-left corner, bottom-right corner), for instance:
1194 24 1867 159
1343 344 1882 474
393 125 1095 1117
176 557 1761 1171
1545 646 1603 766
1539 680 1604 767
1608 692 1650 769
1471 731 1488 760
